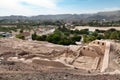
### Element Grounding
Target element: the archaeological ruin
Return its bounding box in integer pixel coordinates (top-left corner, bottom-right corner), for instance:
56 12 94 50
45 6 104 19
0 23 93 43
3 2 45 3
0 37 120 75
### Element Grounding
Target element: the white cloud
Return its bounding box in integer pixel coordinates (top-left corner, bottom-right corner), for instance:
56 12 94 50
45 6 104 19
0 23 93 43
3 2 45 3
0 0 58 16
20 0 57 9
69 7 120 14
0 0 120 16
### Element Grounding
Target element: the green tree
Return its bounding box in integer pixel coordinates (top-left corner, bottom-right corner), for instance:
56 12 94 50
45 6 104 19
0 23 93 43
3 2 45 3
109 31 119 40
38 35 47 41
91 31 98 37
58 38 75 45
83 34 96 43
96 34 104 40
32 32 37 40
71 35 81 42
46 33 61 44
104 32 111 39
20 29 24 33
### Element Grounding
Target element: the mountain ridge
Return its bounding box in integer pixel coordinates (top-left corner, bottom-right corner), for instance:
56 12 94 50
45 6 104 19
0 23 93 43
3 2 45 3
0 10 120 21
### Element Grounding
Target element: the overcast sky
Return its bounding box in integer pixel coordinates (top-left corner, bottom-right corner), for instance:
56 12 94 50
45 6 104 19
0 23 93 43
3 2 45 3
0 0 120 16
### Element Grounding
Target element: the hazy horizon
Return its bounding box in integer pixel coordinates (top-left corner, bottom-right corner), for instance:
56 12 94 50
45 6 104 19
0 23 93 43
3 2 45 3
0 0 120 16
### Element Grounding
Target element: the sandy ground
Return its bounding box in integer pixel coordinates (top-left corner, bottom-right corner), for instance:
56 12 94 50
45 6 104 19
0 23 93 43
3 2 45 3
0 71 120 80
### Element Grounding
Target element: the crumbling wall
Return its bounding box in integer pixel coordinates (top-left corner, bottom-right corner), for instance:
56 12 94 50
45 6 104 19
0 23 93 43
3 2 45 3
80 46 99 57
90 40 106 54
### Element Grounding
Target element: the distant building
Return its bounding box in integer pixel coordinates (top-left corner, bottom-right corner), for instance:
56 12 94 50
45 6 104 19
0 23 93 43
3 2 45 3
34 26 55 36
0 32 12 37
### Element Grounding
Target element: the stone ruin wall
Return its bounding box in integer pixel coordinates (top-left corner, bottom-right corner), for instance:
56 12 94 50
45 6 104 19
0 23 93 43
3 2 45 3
71 40 109 72
78 40 106 58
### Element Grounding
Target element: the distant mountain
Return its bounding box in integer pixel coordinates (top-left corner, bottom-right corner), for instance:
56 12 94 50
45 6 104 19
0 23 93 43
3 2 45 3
0 10 120 21
0 15 28 20
87 10 120 21
30 14 92 21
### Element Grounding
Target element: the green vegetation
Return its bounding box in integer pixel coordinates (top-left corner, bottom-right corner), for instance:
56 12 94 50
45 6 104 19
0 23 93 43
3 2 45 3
1 19 120 28
83 34 96 43
32 26 82 45
32 25 120 45
1 20 120 45
0 26 17 32
0 25 32 33
0 36 4 38
1 19 120 44
32 32 37 40
83 28 120 43
15 34 25 40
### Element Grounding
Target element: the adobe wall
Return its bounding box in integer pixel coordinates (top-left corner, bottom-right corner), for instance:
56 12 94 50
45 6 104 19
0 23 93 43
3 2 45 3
80 46 99 57
89 46 103 55
78 40 106 57
101 42 110 72
89 40 106 54
69 40 110 72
